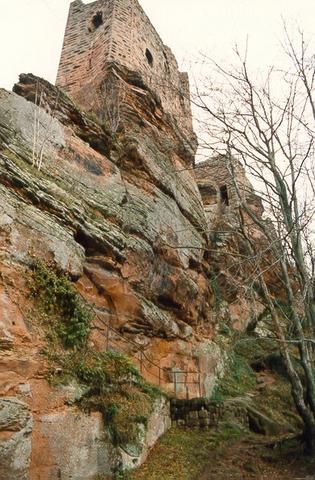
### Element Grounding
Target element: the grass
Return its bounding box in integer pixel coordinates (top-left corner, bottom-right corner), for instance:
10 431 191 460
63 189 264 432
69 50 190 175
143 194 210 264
130 427 214 480
254 373 302 431
129 423 243 480
211 352 256 402
234 336 277 363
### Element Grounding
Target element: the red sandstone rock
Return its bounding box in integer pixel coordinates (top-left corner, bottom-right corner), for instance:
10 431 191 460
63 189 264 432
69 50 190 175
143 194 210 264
0 1 272 478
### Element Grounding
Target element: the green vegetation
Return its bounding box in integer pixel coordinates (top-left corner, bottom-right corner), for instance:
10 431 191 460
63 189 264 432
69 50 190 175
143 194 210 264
94 467 131 480
234 336 276 361
30 260 91 348
49 348 161 447
234 336 297 378
130 427 213 480
211 352 256 402
30 260 162 448
129 424 242 480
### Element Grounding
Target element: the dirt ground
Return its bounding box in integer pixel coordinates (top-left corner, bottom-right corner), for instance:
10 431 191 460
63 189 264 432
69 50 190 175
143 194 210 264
199 436 315 480
130 427 315 480
131 360 315 480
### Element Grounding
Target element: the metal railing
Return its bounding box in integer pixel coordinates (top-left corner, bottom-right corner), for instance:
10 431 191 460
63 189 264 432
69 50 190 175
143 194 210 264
87 301 202 398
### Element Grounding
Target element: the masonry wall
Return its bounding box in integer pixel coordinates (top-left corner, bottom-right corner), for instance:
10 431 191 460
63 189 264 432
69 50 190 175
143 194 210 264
56 1 112 94
195 157 254 205
56 0 193 135
108 0 193 133
194 157 264 226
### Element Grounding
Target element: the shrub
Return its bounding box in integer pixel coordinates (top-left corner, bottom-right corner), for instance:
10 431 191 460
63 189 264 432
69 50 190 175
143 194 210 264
50 349 161 447
212 353 256 402
30 260 91 348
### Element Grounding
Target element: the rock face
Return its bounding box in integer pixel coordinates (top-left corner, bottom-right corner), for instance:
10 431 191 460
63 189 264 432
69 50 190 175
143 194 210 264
7 72 217 380
0 46 277 480
0 50 272 480
0 398 32 480
0 4 268 478
30 397 170 480
0 69 222 478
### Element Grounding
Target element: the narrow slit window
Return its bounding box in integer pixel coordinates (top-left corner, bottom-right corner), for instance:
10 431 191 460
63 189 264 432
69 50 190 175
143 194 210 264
90 12 103 31
220 185 229 206
145 48 154 66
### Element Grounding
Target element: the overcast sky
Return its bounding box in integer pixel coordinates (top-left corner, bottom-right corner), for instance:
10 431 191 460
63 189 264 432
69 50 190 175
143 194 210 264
0 0 314 91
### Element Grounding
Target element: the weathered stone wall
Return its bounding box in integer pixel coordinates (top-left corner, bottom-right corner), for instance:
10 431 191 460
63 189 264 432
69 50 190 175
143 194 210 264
170 397 248 430
194 157 263 227
56 0 113 94
56 0 193 136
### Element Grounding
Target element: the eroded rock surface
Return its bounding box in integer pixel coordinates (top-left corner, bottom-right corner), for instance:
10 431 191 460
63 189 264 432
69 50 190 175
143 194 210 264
0 71 222 478
0 70 265 477
0 397 32 480
2 73 220 379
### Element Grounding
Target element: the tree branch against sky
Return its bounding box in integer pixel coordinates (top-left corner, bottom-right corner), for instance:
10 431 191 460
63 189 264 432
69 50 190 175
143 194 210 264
192 27 315 451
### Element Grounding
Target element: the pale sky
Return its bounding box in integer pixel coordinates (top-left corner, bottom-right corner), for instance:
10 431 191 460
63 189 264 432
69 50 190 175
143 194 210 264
0 0 315 92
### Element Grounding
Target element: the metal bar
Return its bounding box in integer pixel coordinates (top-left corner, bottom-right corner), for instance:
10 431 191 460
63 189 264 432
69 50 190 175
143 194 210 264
174 371 177 398
77 291 204 392
106 323 110 349
185 372 189 400
171 380 199 385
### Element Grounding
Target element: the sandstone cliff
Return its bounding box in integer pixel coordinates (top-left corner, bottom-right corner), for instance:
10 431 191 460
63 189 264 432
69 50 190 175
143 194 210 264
0 70 218 479
0 66 270 478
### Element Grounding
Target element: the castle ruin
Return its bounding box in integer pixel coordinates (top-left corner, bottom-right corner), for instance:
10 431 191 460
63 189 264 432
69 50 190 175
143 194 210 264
56 0 194 137
56 0 258 227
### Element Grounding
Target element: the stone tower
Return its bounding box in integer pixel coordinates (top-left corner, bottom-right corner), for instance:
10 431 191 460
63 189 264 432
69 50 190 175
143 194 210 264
56 0 194 137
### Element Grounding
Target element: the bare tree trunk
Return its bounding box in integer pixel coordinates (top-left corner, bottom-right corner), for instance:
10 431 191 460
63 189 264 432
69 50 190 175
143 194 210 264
238 208 315 452
232 164 315 452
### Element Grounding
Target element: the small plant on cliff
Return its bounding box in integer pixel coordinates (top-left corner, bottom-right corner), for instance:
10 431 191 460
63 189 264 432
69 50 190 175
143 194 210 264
30 260 162 448
50 349 160 447
30 260 91 348
31 80 60 171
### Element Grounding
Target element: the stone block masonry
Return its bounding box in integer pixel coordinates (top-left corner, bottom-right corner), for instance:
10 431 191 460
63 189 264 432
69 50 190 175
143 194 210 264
170 398 249 430
194 157 264 227
56 0 194 137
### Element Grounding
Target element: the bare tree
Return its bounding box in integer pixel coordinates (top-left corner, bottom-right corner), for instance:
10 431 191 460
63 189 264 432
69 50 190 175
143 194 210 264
194 34 315 451
96 73 126 133
32 80 60 171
